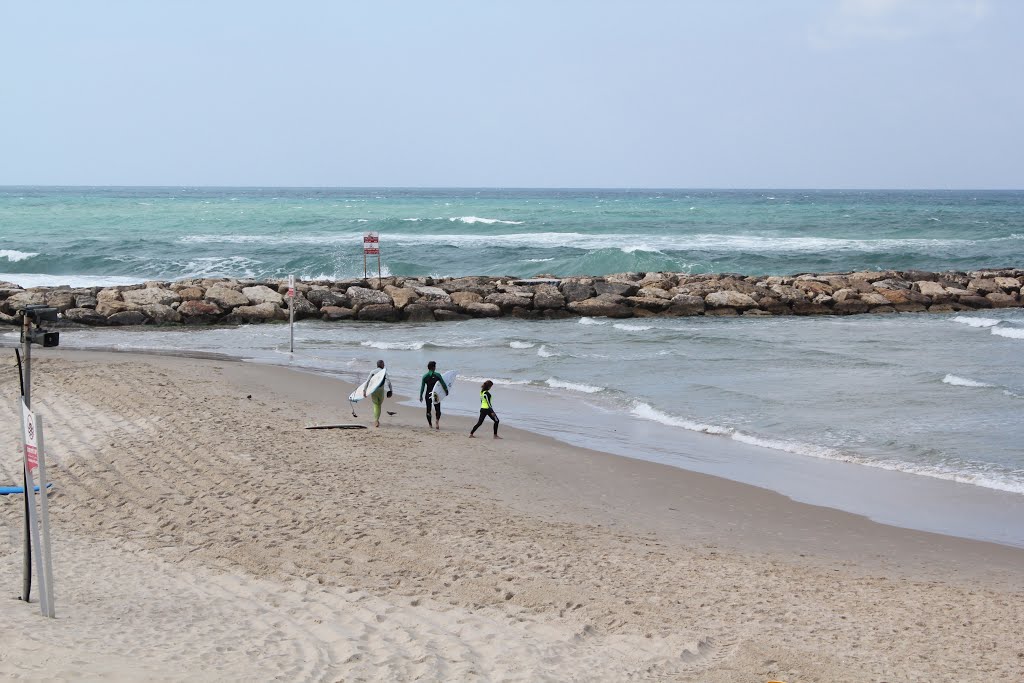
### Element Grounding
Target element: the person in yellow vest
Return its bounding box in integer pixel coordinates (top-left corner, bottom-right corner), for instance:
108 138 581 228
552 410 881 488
469 380 501 438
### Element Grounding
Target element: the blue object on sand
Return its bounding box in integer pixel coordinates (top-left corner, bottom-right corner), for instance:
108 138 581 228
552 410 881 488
0 483 53 495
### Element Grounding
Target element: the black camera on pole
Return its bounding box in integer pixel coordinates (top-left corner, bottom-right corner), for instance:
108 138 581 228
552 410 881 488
18 305 60 348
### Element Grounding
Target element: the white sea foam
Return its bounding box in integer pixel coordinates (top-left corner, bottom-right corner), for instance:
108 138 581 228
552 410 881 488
360 341 425 351
992 327 1024 340
942 374 992 388
630 402 732 435
448 216 525 225
509 341 536 349
178 230 1014 253
462 375 533 386
0 249 38 262
0 273 145 288
613 323 654 331
521 258 555 263
545 378 605 394
537 345 557 358
578 317 609 326
630 402 1024 494
951 316 1001 328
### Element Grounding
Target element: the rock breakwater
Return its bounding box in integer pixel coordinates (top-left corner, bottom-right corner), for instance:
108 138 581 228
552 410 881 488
1 268 1022 327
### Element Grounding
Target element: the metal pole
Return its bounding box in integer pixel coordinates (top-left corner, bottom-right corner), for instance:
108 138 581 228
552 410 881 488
377 252 382 288
35 413 55 618
288 274 295 354
21 316 31 603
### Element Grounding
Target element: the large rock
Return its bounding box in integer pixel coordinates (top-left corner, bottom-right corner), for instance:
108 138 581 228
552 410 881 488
173 286 206 301
626 296 671 311
450 291 483 308
384 286 419 309
968 278 1002 294
957 295 992 309
594 281 639 297
306 288 348 308
229 303 286 322
916 281 948 298
347 287 392 308
437 277 496 297
206 285 250 310
44 290 76 312
567 297 633 318
321 306 355 320
833 300 870 315
413 286 452 303
860 292 891 306
705 291 758 310
123 287 181 307
142 304 182 324
4 290 47 311
242 285 284 306
637 286 672 300
177 300 223 323
560 280 596 302
769 284 808 304
532 284 565 309
485 292 532 311
107 310 149 326
61 308 107 325
96 300 132 317
666 294 705 316
994 276 1021 291
402 304 435 322
285 293 319 319
464 302 501 318
356 304 399 321
986 292 1019 308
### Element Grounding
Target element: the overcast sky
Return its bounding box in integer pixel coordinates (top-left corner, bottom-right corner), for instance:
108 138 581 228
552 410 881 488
2 0 1021 188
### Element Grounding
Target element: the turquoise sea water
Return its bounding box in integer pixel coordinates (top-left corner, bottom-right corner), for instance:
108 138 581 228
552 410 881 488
2 187 1023 545
2 187 1023 282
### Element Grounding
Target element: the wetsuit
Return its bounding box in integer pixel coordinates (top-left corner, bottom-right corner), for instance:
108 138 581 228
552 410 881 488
470 390 499 436
419 370 449 426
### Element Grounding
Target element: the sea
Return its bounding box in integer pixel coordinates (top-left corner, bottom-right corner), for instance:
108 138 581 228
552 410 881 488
3 187 1023 546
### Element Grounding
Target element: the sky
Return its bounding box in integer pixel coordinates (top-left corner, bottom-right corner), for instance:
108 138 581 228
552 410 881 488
2 0 1022 189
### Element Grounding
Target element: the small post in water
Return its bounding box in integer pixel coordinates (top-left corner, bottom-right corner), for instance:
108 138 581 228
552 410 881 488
288 274 295 354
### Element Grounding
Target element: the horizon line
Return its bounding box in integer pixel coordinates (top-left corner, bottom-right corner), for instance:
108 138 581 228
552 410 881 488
2 184 1023 192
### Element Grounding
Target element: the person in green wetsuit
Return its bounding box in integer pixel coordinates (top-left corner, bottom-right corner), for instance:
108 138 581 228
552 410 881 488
363 359 393 428
469 380 500 438
418 360 449 430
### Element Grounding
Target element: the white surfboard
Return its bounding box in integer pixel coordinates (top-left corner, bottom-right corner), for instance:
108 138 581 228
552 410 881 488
349 367 388 403
431 370 457 403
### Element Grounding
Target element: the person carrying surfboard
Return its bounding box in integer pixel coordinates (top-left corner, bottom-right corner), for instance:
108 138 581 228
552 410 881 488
469 380 500 439
363 359 393 428
418 361 449 431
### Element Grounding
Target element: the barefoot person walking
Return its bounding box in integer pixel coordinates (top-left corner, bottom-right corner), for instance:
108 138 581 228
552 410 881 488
418 360 449 431
363 359 393 428
469 380 500 439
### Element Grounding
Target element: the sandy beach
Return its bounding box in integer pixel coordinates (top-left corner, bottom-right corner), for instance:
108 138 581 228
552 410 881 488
2 349 1022 682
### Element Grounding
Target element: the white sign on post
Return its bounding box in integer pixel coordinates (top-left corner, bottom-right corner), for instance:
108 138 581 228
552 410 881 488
20 400 55 617
363 232 380 255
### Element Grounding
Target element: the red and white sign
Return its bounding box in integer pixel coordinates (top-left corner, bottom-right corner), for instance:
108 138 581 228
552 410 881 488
363 232 380 255
22 402 38 471
287 274 295 299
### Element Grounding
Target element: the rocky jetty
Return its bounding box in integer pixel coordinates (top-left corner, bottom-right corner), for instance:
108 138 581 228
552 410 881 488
1 268 1022 327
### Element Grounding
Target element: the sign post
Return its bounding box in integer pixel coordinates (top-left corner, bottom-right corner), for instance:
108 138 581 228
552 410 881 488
20 399 54 617
363 232 381 285
287 274 295 354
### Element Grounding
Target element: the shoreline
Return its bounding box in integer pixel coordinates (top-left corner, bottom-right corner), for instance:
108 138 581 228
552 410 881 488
2 349 1023 680
6 337 1023 549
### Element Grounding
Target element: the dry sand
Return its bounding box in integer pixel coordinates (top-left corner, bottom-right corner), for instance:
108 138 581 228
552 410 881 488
1 349 1022 682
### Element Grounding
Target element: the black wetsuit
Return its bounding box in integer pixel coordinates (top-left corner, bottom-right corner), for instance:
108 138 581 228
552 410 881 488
419 370 449 426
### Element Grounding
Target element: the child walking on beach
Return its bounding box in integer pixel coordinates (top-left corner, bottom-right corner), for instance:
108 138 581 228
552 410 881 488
418 360 449 431
469 380 500 439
